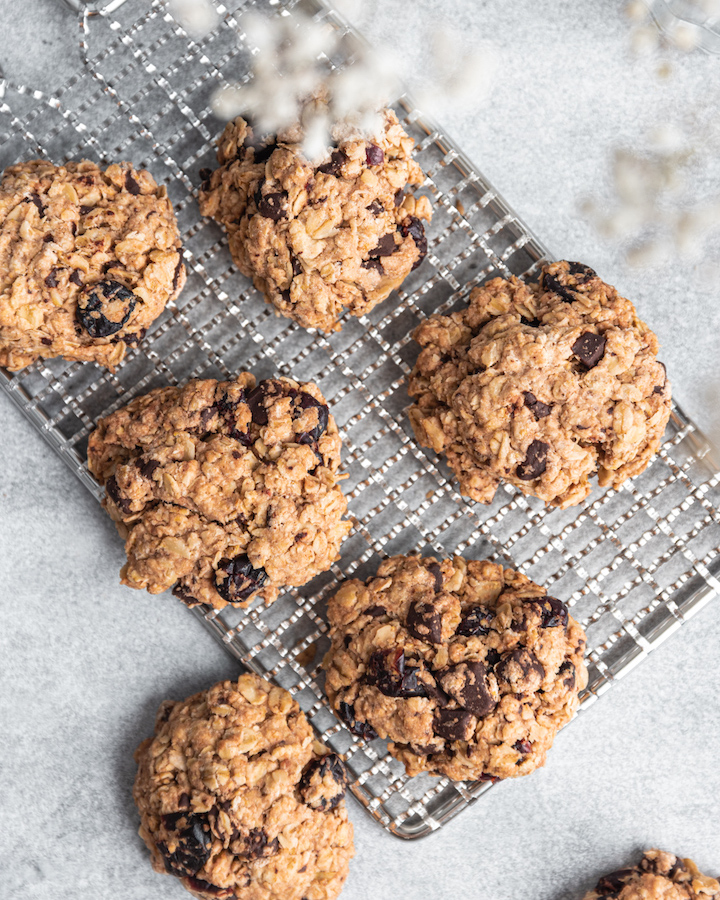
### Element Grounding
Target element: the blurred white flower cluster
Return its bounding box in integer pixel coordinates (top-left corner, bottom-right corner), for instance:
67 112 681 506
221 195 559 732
625 0 720 54
167 0 221 40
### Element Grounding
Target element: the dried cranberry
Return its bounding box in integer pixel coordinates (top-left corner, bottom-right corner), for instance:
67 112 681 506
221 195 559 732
76 280 138 338
157 812 211 878
215 554 268 603
298 754 348 810
399 215 427 270
366 648 427 698
456 606 493 637
514 739 532 754
337 701 378 741
365 144 384 166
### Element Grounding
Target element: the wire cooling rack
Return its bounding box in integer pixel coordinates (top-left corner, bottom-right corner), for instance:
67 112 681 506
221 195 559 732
2 0 719 839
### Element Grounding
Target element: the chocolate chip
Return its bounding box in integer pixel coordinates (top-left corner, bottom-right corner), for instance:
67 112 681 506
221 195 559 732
440 661 496 717
43 233 54 243
336 701 378 741
367 648 427 698
428 561 443 592
361 257 384 273
158 812 211 878
365 605 387 618
394 189 404 207
76 280 138 338
406 598 443 644
69 270 83 287
241 827 280 860
27 193 46 216
368 232 397 258
317 150 346 176
535 596 568 628
245 382 272 425
245 133 277 164
298 754 348 810
105 475 132 514
520 315 541 327
433 708 475 742
44 268 58 289
456 606 493 637
215 554 268 603
572 332 606 368
399 215 427 270
293 391 329 444
291 253 302 276
138 458 161 480
596 869 634 895
558 660 576 690
365 144 384 166
522 391 551 420
485 648 501 668
496 648 545 692
254 185 287 221
79 205 93 215
40 337 52 345
367 200 384 216
516 439 549 481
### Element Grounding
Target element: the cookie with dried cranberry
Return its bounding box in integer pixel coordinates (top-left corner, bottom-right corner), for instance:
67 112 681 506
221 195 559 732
87 373 351 609
199 106 431 332
133 674 354 900
0 159 185 370
408 260 671 508
583 849 720 900
323 555 587 781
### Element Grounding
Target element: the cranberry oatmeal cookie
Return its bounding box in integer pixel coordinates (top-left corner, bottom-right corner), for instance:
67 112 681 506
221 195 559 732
583 850 720 900
408 261 672 508
0 159 185 370
87 373 351 609
198 108 431 331
133 674 354 900
323 555 587 781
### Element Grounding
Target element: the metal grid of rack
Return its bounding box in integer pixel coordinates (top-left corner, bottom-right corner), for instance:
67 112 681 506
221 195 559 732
1 0 718 838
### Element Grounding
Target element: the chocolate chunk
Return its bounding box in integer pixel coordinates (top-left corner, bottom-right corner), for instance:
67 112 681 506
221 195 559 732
433 708 475 742
567 261 596 280
337 701 378 741
541 263 595 303
367 648 427 698
172 255 184 292
158 812 211 878
241 827 280 860
522 391 551 420
485 648 501 668
291 253 302 276
367 199 384 216
298 753 348 810
520 315 541 327
43 233 54 243
368 232 397 258
361 257 384 273
79 205 93 215
317 149 346 176
245 133 277 164
514 739 532 754
172 583 196 604
185 877 226 896
440 662 496 717
535 596 568 628
105 475 132 514
428 561 443 592
365 605 387 618
456 606 493 637
215 554 268 603
199 167 212 190
293 391 329 444
394 189 405 207
399 215 427 270
572 332 606 368
125 170 141 195
254 186 287 221
365 144 384 166
27 193 46 216
421 675 451 707
40 337 52 345
653 360 667 394
69 270 83 286
76 280 138 338
542 273 577 303
558 660 576 689
44 268 58 289
406 597 443 644
245 382 272 425
496 648 545 692
596 869 634 895
516 439 549 481
138 458 161 480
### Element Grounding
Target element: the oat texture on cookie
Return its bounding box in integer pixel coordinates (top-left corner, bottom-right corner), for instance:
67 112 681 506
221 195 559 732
408 261 672 508
323 555 587 781
582 849 720 900
133 674 354 900
87 373 351 609
0 159 185 370
198 107 431 332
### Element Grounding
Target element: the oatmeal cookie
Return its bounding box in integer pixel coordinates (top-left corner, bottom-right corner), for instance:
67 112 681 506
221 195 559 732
323 555 587 781
198 108 431 331
0 159 185 370
87 373 351 609
133 674 354 900
583 850 720 900
408 261 671 508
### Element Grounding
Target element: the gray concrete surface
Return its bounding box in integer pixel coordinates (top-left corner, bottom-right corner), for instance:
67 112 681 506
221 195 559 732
1 2 719 900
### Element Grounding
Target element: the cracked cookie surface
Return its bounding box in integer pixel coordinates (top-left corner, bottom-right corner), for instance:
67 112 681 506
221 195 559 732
198 108 431 332
583 849 720 900
133 674 354 900
0 159 185 370
408 261 671 508
323 555 587 781
87 373 351 609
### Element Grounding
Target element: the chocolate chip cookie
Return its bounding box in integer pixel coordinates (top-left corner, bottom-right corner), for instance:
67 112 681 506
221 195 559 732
0 159 185 370
133 674 354 900
323 555 587 781
408 261 672 508
87 373 351 609
583 850 720 900
198 107 431 332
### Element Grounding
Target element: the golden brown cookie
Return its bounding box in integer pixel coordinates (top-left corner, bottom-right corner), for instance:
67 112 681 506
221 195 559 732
323 555 587 781
199 108 431 331
583 850 720 900
87 373 351 609
0 159 185 370
408 261 671 508
133 674 355 900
